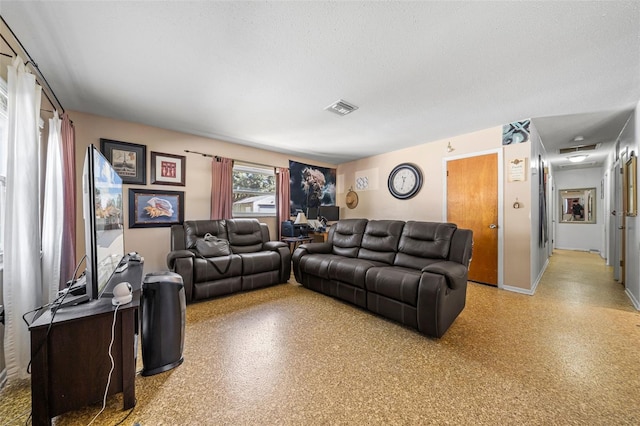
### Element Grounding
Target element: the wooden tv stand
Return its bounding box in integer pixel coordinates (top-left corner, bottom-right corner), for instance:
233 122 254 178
29 262 143 426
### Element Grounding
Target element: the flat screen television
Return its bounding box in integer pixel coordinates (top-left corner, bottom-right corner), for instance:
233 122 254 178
306 207 318 220
82 144 126 300
318 205 339 222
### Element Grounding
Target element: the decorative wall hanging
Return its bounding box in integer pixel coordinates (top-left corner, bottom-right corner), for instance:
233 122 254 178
508 158 527 182
129 188 184 228
626 155 637 216
289 160 336 215
346 188 359 209
502 120 530 145
355 176 368 190
355 168 379 191
151 151 186 186
100 138 147 185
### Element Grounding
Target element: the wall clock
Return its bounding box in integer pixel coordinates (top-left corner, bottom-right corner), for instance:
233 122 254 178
387 163 423 200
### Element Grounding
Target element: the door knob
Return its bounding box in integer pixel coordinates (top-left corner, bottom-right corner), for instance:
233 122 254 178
489 224 497 229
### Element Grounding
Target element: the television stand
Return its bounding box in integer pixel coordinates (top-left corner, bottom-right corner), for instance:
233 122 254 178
29 262 143 425
50 293 90 313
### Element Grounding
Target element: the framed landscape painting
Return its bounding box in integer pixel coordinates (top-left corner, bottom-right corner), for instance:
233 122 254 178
100 138 147 185
129 189 184 228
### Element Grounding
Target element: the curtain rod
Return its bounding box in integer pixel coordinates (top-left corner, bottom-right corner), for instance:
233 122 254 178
184 149 216 158
183 149 285 171
1 17 65 114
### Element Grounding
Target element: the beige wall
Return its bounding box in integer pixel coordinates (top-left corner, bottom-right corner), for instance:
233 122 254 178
337 126 540 290
72 111 333 273
503 141 533 290
12 101 541 294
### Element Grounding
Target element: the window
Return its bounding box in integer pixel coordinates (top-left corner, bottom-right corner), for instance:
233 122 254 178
232 162 276 217
0 77 8 264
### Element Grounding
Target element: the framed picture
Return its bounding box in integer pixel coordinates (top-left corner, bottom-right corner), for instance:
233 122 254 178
626 155 637 217
151 151 186 186
128 189 184 228
100 139 147 185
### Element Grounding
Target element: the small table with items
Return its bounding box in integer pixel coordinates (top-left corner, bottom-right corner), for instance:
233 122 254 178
308 230 329 243
281 236 314 253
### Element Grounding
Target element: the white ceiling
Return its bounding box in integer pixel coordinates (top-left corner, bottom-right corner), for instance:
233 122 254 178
2 1 639 167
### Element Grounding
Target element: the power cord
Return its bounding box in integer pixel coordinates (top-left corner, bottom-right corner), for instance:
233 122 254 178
113 398 137 426
87 303 120 426
25 255 87 375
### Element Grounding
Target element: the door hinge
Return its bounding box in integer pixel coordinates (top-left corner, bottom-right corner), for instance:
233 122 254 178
620 260 624 267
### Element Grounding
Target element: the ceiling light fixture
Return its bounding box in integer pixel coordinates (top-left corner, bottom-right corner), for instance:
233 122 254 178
573 136 585 142
568 154 588 163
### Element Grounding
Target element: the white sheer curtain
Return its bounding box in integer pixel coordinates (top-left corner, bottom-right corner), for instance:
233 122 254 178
3 57 43 379
42 111 64 303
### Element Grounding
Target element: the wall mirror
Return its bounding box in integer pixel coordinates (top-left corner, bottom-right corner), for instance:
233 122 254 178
559 188 596 223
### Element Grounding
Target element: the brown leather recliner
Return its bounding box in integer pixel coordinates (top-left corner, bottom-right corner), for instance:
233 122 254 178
168 219 291 303
292 219 472 338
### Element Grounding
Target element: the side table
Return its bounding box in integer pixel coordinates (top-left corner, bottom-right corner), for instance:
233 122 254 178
281 236 313 253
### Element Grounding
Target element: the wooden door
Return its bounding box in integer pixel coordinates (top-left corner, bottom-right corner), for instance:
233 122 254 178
447 154 499 285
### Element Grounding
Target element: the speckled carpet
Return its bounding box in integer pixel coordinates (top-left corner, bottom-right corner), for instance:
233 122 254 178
1 249 639 425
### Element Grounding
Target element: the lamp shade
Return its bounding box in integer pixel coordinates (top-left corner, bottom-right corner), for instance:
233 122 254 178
294 212 308 225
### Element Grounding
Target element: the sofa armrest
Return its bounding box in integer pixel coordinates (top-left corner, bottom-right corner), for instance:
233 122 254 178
260 241 291 282
167 253 196 302
263 241 287 251
300 242 332 254
167 250 195 270
422 261 468 290
291 242 333 283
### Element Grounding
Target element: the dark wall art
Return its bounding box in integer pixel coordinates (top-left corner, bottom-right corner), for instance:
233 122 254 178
128 188 184 228
289 160 336 215
100 138 147 185
502 120 531 145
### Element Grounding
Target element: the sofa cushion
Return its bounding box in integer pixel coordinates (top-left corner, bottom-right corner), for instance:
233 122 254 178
365 266 421 306
330 219 368 258
184 220 227 250
193 255 242 282
394 222 457 270
239 251 282 275
358 220 404 264
298 253 343 280
327 257 386 288
227 219 264 253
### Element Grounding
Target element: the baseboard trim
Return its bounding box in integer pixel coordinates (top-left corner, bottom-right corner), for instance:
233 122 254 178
502 257 549 296
502 284 535 295
625 288 640 311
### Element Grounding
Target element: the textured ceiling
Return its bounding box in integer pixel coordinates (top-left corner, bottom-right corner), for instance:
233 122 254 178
1 1 639 166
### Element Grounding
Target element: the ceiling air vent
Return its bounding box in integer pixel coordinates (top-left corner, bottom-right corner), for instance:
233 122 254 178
325 99 358 116
559 143 600 154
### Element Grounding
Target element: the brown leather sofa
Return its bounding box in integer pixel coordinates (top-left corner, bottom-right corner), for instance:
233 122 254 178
292 219 472 338
167 219 291 303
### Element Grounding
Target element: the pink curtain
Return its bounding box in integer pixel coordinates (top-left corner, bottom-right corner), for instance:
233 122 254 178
276 167 290 239
211 157 234 220
59 113 76 288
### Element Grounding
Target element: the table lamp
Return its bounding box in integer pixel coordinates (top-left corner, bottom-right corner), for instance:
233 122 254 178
294 212 308 236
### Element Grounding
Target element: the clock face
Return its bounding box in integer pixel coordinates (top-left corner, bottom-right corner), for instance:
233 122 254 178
388 163 422 199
